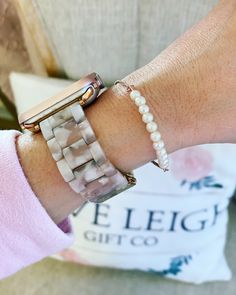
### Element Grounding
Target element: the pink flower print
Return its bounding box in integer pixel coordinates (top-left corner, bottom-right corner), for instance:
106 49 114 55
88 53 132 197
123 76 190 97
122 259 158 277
171 146 213 182
59 248 90 265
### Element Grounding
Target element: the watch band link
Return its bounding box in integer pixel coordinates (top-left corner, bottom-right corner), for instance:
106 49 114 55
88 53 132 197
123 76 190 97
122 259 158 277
39 102 129 203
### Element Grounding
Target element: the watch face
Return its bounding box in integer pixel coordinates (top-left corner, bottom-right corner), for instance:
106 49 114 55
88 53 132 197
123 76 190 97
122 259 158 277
18 73 104 132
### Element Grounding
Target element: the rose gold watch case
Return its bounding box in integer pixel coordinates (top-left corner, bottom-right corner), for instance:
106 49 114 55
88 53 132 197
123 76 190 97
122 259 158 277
18 72 104 133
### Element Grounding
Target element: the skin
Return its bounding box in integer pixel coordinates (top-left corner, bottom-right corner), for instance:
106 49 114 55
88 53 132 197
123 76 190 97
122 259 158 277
16 0 236 224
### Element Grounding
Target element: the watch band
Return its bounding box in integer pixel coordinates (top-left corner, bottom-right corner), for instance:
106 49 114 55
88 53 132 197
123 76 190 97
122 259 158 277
39 101 136 203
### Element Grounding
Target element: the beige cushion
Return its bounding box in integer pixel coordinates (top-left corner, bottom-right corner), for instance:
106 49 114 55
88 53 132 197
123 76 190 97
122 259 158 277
0 202 235 294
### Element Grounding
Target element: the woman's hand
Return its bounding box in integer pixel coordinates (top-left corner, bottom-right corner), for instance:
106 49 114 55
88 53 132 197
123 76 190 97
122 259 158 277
17 0 236 224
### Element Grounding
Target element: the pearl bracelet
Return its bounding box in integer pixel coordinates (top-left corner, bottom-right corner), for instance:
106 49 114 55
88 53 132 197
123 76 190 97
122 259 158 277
114 80 169 172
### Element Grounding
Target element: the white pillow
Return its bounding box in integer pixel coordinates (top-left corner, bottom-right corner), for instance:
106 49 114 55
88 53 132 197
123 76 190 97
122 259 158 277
10 72 236 284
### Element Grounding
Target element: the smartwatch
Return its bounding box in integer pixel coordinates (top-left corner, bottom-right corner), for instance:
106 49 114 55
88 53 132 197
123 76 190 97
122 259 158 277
18 73 136 203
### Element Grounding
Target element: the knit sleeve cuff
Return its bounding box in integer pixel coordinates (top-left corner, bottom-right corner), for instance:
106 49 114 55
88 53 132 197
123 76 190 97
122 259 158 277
0 130 74 279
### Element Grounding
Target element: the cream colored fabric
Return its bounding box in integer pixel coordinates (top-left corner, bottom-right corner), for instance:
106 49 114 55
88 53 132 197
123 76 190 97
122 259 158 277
0 203 236 294
32 0 218 83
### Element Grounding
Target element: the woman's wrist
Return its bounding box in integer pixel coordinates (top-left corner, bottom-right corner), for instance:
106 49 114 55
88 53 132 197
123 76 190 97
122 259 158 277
16 133 86 224
84 73 185 174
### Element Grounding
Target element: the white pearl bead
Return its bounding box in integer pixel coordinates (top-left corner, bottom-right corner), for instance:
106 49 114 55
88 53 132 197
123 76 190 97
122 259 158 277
153 140 164 150
158 148 167 157
150 131 161 142
146 121 158 133
160 157 169 164
160 154 168 161
130 90 141 100
153 143 160 150
135 96 146 106
142 112 154 123
138 104 149 114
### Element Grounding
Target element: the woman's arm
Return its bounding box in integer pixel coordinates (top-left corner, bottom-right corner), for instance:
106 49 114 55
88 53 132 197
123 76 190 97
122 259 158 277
16 0 236 224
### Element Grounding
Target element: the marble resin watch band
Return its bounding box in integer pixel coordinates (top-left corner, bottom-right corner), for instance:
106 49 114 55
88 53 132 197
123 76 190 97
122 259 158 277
39 102 133 203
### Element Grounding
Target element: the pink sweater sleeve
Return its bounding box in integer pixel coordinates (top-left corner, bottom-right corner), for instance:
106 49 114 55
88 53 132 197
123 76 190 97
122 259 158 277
0 130 74 279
